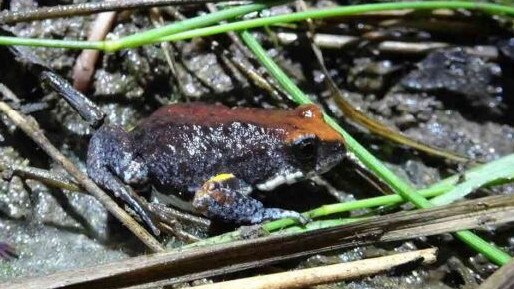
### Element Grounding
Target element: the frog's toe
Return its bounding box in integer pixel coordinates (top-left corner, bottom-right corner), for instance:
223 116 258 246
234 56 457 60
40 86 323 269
293 212 311 225
0 242 17 260
251 208 310 225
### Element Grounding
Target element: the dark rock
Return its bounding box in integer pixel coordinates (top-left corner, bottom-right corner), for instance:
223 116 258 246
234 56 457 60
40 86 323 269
401 48 504 118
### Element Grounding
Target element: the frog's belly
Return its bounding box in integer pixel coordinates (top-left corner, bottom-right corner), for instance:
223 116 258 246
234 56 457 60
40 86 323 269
255 171 305 191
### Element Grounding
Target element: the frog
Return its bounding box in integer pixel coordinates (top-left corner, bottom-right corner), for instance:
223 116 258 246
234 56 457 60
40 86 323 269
86 102 346 233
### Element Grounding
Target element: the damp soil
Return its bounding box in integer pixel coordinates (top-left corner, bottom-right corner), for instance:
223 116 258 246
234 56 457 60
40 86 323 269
0 0 513 288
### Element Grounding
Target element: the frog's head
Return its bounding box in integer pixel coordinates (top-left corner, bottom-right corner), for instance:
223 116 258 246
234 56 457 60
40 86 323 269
286 105 346 175
289 133 345 175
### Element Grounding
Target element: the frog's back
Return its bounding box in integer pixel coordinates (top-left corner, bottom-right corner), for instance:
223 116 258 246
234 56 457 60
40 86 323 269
136 103 341 141
129 103 343 194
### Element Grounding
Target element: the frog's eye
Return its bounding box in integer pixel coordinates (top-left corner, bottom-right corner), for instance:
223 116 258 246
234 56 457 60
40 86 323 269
296 104 321 119
291 134 317 164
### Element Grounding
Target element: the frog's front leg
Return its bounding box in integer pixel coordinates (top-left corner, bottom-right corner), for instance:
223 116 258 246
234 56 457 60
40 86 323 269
0 242 17 259
192 174 308 224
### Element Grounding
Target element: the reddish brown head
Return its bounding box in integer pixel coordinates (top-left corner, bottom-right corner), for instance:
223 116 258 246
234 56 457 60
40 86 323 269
143 103 344 144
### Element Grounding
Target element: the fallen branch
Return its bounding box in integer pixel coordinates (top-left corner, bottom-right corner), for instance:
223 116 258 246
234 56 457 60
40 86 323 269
3 194 514 289
0 97 164 253
0 0 218 24
0 163 81 192
189 248 437 289
72 5 117 92
378 41 498 59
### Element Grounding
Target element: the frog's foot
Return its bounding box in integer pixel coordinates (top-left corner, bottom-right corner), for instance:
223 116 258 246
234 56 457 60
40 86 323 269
147 203 204 243
0 242 17 260
192 174 309 225
90 169 160 235
110 179 160 236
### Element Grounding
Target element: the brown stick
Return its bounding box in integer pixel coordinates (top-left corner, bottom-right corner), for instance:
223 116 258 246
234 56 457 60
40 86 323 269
3 193 514 289
0 98 164 253
72 5 117 92
0 163 81 192
0 0 217 24
189 248 437 289
275 32 498 60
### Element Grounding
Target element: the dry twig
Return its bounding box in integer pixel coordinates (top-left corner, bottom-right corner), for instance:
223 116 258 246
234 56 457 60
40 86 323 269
275 32 498 59
72 4 117 92
3 193 514 289
189 248 437 289
0 163 81 192
378 41 498 59
0 94 164 253
0 0 217 24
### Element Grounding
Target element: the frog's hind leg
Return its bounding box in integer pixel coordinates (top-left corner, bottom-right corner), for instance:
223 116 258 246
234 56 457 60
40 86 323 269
87 166 159 235
0 242 17 260
87 125 159 235
192 174 308 225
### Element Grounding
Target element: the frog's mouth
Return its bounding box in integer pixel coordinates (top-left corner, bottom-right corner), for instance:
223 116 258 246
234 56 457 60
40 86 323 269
314 141 345 174
315 158 342 175
256 171 304 191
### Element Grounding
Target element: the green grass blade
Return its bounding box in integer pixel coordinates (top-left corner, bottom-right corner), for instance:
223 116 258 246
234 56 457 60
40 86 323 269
264 152 514 232
275 218 362 234
106 1 280 51
456 231 511 266
159 1 514 43
431 154 514 206
0 36 104 49
263 185 451 231
2 1 514 50
239 30 511 265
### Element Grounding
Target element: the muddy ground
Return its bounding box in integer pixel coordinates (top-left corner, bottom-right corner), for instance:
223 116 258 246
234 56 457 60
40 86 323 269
0 0 513 288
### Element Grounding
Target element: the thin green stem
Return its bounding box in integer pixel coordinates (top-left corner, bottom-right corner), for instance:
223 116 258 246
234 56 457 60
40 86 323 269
1 1 514 50
0 1 277 51
0 36 104 50
276 218 362 234
188 160 514 248
262 184 451 232
160 1 514 43
455 231 511 266
239 30 511 265
106 1 280 51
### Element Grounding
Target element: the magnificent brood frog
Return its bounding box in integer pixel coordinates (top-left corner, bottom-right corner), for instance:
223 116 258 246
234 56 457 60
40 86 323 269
86 103 345 231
